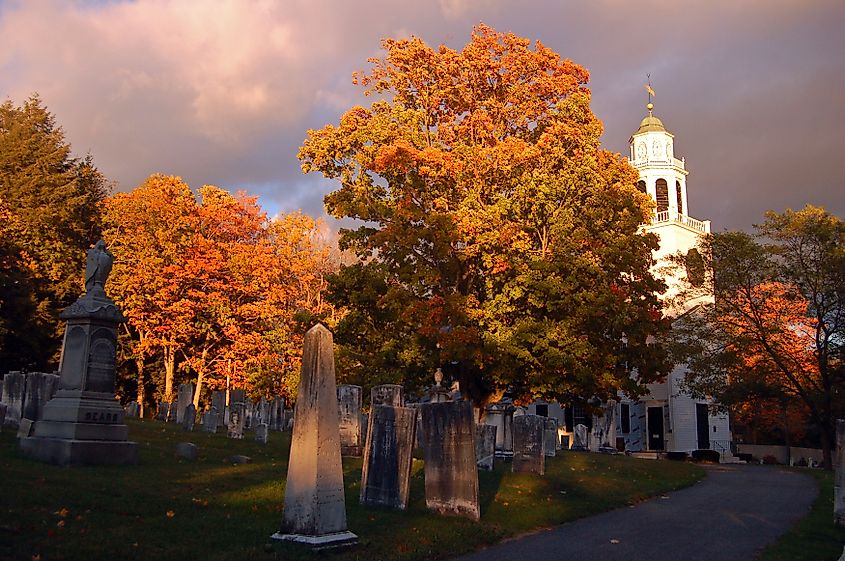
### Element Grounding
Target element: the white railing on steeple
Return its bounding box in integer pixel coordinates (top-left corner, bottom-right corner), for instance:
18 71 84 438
652 210 710 233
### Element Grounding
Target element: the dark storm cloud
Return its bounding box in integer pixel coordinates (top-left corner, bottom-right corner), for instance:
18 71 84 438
1 0 842 230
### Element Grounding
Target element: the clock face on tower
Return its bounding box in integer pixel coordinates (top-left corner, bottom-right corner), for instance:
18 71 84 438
666 142 673 158
652 140 661 157
637 142 646 159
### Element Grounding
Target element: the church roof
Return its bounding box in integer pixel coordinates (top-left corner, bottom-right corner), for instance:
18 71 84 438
634 113 669 134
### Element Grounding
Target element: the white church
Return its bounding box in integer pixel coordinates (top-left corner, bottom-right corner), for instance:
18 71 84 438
526 101 734 459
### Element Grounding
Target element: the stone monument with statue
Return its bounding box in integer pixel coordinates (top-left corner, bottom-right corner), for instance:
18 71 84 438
19 241 138 466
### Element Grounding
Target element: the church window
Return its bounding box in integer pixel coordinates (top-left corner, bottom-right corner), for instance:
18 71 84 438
655 179 669 212
676 181 683 214
637 180 646 194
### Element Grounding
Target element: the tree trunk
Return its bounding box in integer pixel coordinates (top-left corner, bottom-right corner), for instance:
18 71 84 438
135 355 146 418
163 346 176 401
782 402 791 466
193 347 208 410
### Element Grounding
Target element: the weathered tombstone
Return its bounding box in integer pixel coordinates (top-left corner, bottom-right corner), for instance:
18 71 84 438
244 397 254 430
255 422 269 445
475 424 496 471
211 391 226 421
0 403 7 432
272 324 357 548
572 423 589 450
22 372 60 422
337 384 363 456
835 419 845 528
257 397 269 427
1 371 25 428
512 414 546 475
17 418 34 438
175 442 197 461
157 401 170 422
426 368 453 404
125 402 140 418
270 397 284 431
419 400 480 520
176 383 194 424
18 241 138 465
485 401 515 457
227 403 245 439
543 417 558 458
203 409 219 433
360 405 417 509
371 384 404 407
182 404 196 432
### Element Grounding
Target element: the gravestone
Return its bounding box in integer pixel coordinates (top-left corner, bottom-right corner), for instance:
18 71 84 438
157 401 171 422
17 418 34 438
203 409 219 433
176 383 193 424
337 384 363 456
270 397 284 431
175 442 197 461
272 324 357 548
257 397 269 427
360 405 417 509
371 384 404 407
243 397 254 430
228 403 245 439
836 419 845 528
0 403 7 431
426 368 453 403
543 417 558 457
572 423 589 450
1 371 25 428
475 424 496 471
182 404 196 432
125 402 140 418
22 372 60 422
419 400 480 520
512 414 546 475
255 422 269 445
211 391 226 421
19 241 138 465
485 401 515 457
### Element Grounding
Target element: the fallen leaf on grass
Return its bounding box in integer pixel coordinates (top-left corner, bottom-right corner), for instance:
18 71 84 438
31 555 40 561
610 539 620 544
54 508 69 518
166 511 175 518
56 521 65 528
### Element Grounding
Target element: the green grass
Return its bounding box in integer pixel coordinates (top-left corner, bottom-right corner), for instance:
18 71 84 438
0 418 703 561
758 468 845 561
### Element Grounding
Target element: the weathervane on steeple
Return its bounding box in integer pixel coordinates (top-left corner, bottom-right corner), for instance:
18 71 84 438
645 74 656 114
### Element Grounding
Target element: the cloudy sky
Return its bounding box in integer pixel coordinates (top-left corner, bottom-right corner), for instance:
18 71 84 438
1 0 843 231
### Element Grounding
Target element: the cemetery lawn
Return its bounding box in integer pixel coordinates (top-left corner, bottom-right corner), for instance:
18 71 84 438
758 468 845 561
0 418 703 561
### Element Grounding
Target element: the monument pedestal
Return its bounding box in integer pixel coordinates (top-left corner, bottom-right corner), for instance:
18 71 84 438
270 531 358 550
19 246 137 466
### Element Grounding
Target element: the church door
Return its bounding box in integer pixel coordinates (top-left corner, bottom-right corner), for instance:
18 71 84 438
647 406 665 451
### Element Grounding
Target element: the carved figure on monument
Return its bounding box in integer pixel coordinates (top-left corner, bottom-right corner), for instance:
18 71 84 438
85 240 113 294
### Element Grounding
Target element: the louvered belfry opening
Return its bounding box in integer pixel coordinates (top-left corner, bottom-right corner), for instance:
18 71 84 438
676 181 683 214
637 180 646 193
655 178 669 212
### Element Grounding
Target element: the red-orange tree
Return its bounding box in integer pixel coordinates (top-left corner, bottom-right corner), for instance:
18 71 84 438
672 207 845 468
301 25 669 406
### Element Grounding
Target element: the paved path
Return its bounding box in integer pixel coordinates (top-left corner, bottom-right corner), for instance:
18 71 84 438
455 464 817 561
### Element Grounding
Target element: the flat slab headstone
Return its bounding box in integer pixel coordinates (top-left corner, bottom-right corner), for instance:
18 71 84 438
16 418 34 439
513 414 546 475
419 400 480 520
19 241 137 466
211 391 226 422
244 398 255 429
0 403 7 432
125 402 140 418
337 384 362 456
270 397 284 431
475 424 496 471
227 403 245 439
1 371 25 428
255 422 269 445
176 383 193 424
544 417 558 457
485 401 515 457
272 324 357 548
836 419 845 528
182 404 196 432
175 442 197 461
371 384 404 407
203 409 219 433
572 423 589 450
22 372 60 422
360 405 417 509
157 401 170 422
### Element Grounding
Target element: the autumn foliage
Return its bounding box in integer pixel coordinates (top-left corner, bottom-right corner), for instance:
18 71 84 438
102 175 335 407
301 25 669 406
